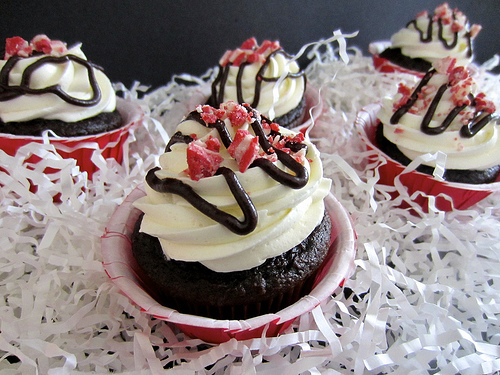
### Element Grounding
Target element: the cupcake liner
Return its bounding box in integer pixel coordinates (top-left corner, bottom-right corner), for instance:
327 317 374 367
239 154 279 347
0 98 143 179
369 41 426 78
355 103 500 211
101 185 356 344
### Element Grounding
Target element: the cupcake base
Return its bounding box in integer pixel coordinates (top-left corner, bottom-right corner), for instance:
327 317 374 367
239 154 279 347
131 212 331 321
377 48 431 74
356 103 500 212
274 95 307 129
0 110 123 137
369 41 427 77
0 98 143 179
101 185 356 343
375 123 500 184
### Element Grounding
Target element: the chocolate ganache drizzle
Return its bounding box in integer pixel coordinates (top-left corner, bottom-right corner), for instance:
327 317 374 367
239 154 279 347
210 49 305 110
146 105 309 236
0 54 102 106
390 69 499 138
406 12 473 58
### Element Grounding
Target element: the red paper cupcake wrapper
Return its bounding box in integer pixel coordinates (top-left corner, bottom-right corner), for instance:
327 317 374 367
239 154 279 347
369 41 426 77
355 103 500 211
101 185 357 343
0 98 143 178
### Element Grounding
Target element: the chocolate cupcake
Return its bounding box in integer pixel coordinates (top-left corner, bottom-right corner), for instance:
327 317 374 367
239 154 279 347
208 38 307 129
0 35 122 135
0 35 138 177
376 57 500 184
370 3 481 75
131 101 332 320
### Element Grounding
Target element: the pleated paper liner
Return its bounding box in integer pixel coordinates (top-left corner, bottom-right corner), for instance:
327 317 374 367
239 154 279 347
101 185 356 344
0 98 143 180
355 103 500 212
369 41 426 77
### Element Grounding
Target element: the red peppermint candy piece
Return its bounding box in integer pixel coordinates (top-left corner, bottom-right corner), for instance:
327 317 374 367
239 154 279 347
475 93 496 114
186 140 223 181
205 136 221 152
227 129 260 173
5 37 32 59
31 35 68 56
240 37 258 50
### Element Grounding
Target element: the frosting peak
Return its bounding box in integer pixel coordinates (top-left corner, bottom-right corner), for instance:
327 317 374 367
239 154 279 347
390 3 481 66
134 101 331 272
210 38 306 121
0 35 116 123
378 57 500 170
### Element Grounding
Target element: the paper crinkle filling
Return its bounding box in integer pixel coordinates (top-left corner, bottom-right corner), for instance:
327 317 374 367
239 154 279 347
2 31 500 374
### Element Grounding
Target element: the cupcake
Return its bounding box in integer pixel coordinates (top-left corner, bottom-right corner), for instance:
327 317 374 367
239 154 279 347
208 38 308 129
0 35 141 177
370 3 481 76
357 57 500 211
131 101 333 320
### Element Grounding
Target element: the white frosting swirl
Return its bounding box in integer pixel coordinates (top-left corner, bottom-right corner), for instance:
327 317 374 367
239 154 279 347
134 108 331 272
0 44 116 123
377 71 500 170
390 6 477 66
215 52 305 120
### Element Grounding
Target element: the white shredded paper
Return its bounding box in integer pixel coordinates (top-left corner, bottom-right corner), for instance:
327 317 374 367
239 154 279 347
1 33 500 374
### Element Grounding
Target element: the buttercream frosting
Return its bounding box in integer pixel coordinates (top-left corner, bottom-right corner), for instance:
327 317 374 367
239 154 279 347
390 3 481 66
377 57 499 170
210 38 305 121
134 101 331 272
0 35 116 123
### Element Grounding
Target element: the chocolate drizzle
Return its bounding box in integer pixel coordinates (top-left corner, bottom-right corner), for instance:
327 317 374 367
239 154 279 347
390 69 499 138
0 54 103 106
406 12 473 58
146 166 258 235
209 49 306 114
147 106 310 235
165 132 194 152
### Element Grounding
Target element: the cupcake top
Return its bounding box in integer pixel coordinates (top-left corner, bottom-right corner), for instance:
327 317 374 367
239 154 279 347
390 3 481 67
0 35 116 123
209 37 306 121
134 101 331 272
377 57 499 170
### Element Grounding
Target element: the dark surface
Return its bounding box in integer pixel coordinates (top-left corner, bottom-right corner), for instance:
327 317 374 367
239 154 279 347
0 110 123 136
131 212 332 320
375 123 500 184
2 1 499 90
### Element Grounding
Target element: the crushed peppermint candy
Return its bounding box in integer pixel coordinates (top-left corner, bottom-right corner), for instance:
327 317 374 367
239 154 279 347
413 3 480 37
186 139 224 181
227 129 260 173
219 37 281 67
393 57 496 119
4 34 69 60
187 102 308 180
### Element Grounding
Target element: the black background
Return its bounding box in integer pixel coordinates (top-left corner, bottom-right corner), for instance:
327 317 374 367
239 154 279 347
2 1 499 90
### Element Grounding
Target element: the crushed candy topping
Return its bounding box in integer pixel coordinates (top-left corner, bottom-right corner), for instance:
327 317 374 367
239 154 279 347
219 38 282 67
4 34 68 60
186 102 308 180
227 130 260 173
391 57 497 137
186 140 224 181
